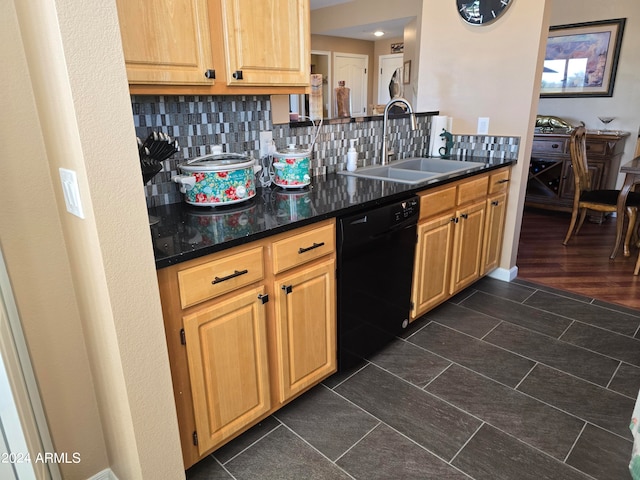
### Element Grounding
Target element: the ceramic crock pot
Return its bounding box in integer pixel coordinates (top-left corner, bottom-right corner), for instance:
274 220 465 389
173 153 261 207
273 144 311 188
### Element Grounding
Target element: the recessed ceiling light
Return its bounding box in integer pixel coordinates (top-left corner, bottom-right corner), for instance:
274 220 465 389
374 30 385 37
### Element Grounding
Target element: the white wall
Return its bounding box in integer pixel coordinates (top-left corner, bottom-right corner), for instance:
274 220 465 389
539 0 640 187
416 0 551 271
4 0 185 478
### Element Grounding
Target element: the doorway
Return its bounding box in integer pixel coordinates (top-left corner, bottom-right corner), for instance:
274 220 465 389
0 249 59 480
311 51 331 118
334 52 369 116
378 53 404 104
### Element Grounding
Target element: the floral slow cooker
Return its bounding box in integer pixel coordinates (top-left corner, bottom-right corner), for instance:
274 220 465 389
172 153 261 207
273 144 311 188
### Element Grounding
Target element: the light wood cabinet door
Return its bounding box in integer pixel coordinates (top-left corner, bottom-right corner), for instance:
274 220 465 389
273 258 336 402
481 192 508 275
220 0 310 86
411 213 455 319
116 0 215 86
183 287 270 454
450 200 486 294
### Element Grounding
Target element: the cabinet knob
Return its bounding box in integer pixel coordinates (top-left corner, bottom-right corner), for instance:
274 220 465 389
460 213 469 219
233 70 244 80
281 285 293 294
491 200 500 206
552 143 559 149
204 69 216 79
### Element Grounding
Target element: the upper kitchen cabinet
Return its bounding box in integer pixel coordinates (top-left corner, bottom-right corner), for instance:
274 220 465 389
116 0 310 95
116 0 216 86
220 0 310 86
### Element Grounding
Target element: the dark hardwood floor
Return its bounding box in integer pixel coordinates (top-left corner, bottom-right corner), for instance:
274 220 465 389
517 207 640 310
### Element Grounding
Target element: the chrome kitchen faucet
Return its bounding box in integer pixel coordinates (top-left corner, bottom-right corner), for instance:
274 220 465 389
381 97 417 165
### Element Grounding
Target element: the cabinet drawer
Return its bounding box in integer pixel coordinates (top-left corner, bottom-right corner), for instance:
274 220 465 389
532 139 566 154
457 176 489 205
272 222 335 274
419 186 456 219
178 246 264 308
585 141 607 156
488 169 511 194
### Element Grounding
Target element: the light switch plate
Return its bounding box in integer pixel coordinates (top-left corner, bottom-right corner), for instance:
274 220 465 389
477 117 490 135
59 168 85 219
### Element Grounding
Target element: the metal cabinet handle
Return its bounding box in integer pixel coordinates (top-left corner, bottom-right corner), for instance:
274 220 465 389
552 143 559 149
281 285 293 294
497 179 510 184
257 294 269 304
460 213 469 219
232 70 243 80
204 69 216 79
212 269 248 285
298 242 325 254
491 200 500 206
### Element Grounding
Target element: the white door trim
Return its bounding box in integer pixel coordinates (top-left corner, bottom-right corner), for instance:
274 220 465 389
378 53 404 104
311 50 332 118
0 249 60 480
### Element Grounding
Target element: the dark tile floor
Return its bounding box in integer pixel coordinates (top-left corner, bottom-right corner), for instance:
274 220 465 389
186 277 640 480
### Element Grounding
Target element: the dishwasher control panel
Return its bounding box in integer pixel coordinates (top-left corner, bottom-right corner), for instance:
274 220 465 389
391 196 420 223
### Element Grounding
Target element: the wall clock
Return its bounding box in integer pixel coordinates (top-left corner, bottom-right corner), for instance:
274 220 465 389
457 0 512 26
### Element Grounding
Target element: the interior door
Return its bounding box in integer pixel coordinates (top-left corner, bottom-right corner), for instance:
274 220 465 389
334 53 368 116
378 54 404 104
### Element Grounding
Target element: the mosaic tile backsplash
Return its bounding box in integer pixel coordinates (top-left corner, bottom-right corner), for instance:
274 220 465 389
132 95 519 207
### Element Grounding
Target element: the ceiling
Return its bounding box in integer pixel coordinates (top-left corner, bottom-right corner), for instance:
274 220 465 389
309 0 410 41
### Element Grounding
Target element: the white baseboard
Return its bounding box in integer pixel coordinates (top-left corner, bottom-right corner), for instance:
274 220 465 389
488 266 518 282
88 469 118 480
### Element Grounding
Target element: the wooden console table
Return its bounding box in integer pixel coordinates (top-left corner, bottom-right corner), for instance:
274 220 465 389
526 131 629 213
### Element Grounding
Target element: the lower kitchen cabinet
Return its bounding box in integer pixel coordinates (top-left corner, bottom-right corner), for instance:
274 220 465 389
273 258 336 402
411 167 511 320
411 213 455 315
482 191 508 275
183 286 271 455
157 219 336 468
481 168 511 274
450 199 486 293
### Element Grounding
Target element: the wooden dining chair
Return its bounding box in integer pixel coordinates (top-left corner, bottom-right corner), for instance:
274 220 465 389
563 126 640 249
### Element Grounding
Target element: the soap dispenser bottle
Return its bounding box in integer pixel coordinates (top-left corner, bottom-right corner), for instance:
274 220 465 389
347 139 358 172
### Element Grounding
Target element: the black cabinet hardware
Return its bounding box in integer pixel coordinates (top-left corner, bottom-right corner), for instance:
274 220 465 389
298 242 325 254
212 269 248 284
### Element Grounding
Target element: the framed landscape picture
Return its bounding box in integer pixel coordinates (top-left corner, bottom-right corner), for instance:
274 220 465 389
540 18 625 98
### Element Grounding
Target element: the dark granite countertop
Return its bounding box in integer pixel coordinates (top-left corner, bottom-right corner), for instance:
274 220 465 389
150 157 516 269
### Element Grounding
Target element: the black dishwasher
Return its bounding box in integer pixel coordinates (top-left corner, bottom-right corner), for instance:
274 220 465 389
337 196 420 371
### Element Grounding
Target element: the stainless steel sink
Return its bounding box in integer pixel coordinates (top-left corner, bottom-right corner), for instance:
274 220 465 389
339 166 438 184
338 157 486 185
